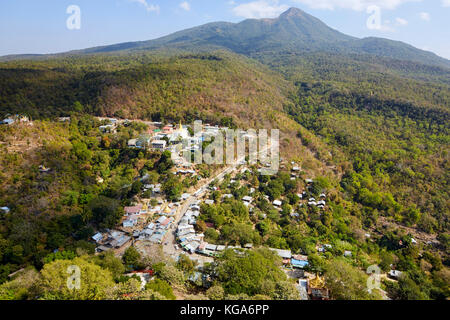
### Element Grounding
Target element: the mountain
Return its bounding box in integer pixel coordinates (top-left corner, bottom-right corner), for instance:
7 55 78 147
84 7 355 55
3 7 448 70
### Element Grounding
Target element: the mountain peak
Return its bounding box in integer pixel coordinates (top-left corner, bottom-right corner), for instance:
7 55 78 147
280 7 306 18
16 6 447 69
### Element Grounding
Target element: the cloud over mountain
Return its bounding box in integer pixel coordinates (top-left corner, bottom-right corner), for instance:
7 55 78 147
291 0 422 11
233 0 289 18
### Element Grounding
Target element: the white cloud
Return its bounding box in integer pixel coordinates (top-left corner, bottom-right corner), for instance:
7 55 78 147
419 12 430 21
130 0 160 13
376 20 395 32
395 17 408 26
442 0 450 7
233 0 289 19
180 1 191 11
292 0 422 11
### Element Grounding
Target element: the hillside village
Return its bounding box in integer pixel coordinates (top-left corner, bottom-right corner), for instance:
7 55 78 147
1 115 420 300
0 113 443 301
49 117 375 300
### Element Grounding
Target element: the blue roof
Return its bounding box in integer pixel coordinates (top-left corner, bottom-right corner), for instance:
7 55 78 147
291 259 309 268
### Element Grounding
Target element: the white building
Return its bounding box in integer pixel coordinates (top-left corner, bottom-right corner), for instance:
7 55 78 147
152 140 167 150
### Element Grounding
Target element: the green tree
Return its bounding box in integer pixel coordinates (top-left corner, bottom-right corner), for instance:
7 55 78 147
43 251 76 264
159 264 185 286
205 228 219 242
145 279 176 300
206 285 225 300
90 196 123 229
37 257 115 300
122 246 142 269
324 259 380 300
91 251 125 279
163 175 183 202
176 254 197 275
216 248 286 296
273 281 300 300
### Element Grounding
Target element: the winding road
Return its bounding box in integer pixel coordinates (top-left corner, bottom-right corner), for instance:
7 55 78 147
160 144 272 265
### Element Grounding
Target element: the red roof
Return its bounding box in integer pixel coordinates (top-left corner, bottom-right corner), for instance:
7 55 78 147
132 270 154 275
161 218 171 226
292 254 308 261
124 204 142 214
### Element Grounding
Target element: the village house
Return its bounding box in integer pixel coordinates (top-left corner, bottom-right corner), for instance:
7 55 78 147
271 248 292 260
92 232 103 243
388 270 403 280
149 231 165 244
0 117 15 125
124 204 143 216
205 244 218 252
133 135 151 149
146 184 161 194
162 125 173 134
105 230 131 249
203 125 219 134
124 212 140 225
156 216 167 225
123 217 138 228
151 140 167 150
180 193 191 201
99 124 115 133
291 258 309 269
0 207 10 213
140 228 154 240
128 139 138 148
273 200 282 207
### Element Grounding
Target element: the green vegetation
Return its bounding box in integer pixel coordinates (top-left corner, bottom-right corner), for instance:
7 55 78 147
0 115 188 277
145 279 176 300
214 248 295 298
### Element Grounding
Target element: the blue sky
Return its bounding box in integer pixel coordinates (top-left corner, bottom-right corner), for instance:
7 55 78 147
0 0 449 59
